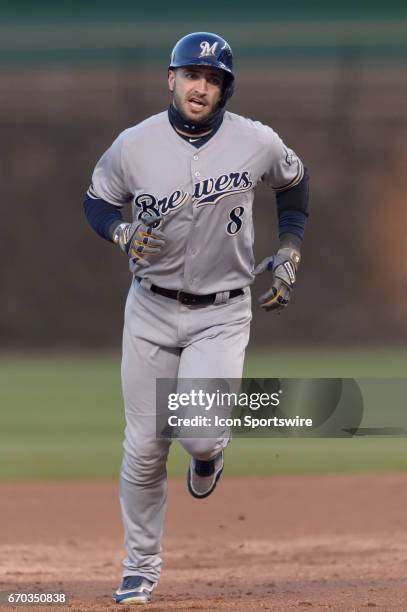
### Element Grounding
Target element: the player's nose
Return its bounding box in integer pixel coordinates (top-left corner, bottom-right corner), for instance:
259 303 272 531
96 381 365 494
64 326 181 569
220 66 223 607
195 76 208 93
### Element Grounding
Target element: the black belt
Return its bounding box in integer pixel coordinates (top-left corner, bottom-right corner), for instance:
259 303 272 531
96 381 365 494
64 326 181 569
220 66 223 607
150 285 244 306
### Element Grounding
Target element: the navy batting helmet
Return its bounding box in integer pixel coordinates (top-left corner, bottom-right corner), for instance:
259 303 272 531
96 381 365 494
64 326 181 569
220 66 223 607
169 32 234 106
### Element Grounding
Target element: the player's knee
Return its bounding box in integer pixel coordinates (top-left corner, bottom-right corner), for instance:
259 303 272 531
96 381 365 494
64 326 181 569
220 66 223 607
121 441 168 484
121 452 166 485
179 437 222 460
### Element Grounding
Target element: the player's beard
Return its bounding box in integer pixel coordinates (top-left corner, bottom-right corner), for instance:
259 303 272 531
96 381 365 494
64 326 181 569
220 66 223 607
173 89 218 126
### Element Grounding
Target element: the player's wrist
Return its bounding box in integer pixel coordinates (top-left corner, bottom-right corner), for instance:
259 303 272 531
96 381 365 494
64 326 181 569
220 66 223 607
279 232 302 252
110 221 130 250
278 233 301 269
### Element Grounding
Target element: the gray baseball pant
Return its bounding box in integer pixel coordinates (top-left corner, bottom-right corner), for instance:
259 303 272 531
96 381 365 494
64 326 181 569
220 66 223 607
119 279 251 582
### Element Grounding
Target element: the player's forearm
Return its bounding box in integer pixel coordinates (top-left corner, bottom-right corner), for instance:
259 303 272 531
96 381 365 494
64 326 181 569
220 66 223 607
276 166 309 246
83 194 123 242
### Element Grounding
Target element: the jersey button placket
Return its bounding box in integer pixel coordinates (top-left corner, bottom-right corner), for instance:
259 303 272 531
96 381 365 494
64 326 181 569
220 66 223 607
191 152 201 184
185 155 201 292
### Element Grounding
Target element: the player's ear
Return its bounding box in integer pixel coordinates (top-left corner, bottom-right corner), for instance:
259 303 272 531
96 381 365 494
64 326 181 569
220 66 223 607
168 69 175 92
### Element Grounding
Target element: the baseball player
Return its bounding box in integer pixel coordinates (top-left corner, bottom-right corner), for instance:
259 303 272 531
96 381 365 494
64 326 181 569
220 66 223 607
84 32 309 605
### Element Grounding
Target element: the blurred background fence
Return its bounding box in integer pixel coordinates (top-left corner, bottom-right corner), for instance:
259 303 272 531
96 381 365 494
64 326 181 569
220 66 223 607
2 0 407 349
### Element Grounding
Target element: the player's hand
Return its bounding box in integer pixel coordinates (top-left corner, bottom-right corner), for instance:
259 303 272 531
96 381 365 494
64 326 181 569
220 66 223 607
112 215 165 267
254 247 301 312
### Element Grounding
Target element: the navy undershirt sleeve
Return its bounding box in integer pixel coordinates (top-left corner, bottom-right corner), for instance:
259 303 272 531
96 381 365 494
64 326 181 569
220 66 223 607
277 209 307 240
276 167 309 240
83 194 123 242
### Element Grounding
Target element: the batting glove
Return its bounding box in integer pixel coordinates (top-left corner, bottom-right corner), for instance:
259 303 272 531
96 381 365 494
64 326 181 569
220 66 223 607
112 216 165 267
254 247 301 312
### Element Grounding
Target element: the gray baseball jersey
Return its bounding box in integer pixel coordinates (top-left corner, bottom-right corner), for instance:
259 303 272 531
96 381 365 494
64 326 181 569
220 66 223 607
88 110 303 293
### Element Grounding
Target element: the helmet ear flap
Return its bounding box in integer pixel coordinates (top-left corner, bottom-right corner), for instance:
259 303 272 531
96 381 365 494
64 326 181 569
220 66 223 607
219 74 234 108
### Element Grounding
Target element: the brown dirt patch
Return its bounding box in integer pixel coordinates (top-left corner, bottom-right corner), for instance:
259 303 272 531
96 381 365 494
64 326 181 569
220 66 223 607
1 475 407 611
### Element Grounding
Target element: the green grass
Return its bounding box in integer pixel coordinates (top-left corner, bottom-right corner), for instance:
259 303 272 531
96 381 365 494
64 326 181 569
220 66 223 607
0 349 406 480
243 348 407 378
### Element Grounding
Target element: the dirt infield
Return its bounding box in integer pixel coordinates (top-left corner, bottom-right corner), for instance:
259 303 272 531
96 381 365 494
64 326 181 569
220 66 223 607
1 474 407 611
